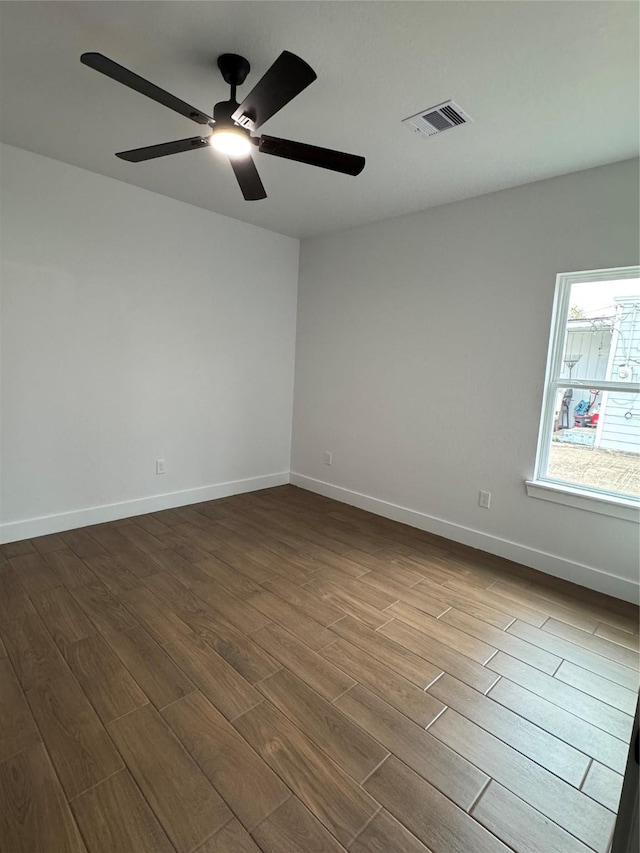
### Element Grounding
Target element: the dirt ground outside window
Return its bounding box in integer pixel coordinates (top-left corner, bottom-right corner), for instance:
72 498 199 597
548 443 640 496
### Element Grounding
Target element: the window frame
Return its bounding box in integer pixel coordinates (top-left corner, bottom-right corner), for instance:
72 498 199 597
527 266 640 521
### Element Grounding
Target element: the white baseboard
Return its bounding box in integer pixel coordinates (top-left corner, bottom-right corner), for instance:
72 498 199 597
0 472 290 544
290 472 639 605
6 468 637 605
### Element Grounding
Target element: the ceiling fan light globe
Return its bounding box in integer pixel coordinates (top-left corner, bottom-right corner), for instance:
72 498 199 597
209 129 252 157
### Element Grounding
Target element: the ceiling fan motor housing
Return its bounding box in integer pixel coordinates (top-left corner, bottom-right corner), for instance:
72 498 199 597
213 99 250 136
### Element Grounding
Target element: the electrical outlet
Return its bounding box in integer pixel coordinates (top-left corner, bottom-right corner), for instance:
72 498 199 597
156 459 166 475
324 451 333 466
478 490 491 509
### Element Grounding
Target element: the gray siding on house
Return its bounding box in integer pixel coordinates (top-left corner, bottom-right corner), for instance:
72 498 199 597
598 298 640 454
560 327 611 419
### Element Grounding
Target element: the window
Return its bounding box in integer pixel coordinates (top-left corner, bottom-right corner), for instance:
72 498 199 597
527 266 640 520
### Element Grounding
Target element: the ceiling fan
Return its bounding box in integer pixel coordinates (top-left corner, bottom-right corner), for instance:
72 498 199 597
80 50 365 200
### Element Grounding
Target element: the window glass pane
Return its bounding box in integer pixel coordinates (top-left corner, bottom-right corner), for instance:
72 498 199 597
560 278 640 384
547 388 640 496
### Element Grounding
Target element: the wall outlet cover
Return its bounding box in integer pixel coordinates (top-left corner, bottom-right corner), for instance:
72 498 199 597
479 490 491 509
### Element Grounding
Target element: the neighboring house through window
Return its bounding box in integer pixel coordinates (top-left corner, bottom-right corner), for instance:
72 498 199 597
527 266 640 521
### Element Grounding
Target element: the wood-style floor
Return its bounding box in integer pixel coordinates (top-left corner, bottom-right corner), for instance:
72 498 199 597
1 485 638 853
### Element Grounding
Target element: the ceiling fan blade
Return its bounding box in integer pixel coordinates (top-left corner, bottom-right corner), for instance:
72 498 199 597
258 135 365 176
231 51 316 132
116 137 209 162
229 154 267 200
81 53 213 125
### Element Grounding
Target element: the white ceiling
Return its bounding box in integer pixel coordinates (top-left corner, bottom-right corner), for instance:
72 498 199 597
1 1 638 238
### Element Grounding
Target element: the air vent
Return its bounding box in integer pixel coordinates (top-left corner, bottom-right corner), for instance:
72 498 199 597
402 100 472 137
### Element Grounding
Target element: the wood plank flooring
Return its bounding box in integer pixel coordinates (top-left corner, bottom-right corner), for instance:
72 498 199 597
1 485 638 853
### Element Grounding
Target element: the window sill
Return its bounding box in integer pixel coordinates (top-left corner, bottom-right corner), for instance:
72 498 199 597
525 480 640 522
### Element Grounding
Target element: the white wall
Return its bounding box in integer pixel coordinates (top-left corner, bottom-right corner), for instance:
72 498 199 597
291 158 640 603
3 145 638 602
0 144 299 540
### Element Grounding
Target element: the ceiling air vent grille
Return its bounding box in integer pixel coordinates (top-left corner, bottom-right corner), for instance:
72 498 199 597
402 100 472 137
